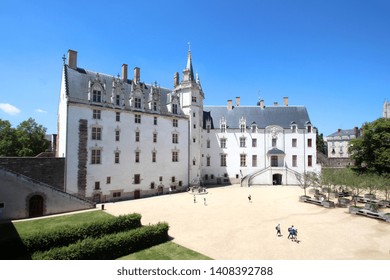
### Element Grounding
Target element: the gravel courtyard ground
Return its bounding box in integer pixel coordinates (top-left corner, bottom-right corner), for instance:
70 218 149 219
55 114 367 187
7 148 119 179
101 184 390 260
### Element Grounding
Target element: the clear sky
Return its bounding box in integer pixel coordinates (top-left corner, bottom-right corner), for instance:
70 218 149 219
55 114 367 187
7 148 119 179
0 0 389 137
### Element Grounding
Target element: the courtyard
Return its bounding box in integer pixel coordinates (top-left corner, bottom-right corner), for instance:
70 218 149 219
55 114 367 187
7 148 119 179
102 184 390 260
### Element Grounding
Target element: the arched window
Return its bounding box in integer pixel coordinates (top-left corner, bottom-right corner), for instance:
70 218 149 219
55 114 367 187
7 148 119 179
29 195 44 217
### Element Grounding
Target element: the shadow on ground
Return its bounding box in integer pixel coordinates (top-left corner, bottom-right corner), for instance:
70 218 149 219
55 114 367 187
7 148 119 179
0 221 31 260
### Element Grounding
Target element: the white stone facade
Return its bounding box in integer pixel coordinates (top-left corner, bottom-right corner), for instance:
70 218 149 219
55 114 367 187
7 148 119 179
58 49 321 202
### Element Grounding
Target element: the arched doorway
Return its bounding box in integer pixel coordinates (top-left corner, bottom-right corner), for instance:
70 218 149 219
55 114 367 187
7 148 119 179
29 195 44 217
134 190 140 199
272 174 282 185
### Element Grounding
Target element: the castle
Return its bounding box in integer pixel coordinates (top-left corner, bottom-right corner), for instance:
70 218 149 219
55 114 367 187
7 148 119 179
57 49 321 202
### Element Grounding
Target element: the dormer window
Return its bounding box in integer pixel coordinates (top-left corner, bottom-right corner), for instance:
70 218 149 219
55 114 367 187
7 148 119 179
239 117 246 133
306 121 312 133
221 123 226 133
251 122 257 133
93 90 102 103
134 97 142 109
172 104 178 114
291 121 297 133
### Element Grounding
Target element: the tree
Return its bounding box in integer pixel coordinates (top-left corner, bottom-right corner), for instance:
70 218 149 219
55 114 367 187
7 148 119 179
315 128 327 155
296 171 320 197
15 118 49 157
349 118 390 175
0 119 17 156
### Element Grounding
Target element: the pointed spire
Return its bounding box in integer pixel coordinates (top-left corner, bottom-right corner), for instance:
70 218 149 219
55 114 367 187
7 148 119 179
185 49 195 81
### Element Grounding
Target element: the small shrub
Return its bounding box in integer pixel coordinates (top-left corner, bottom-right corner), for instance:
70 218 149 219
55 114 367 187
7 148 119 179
32 223 169 260
22 213 141 253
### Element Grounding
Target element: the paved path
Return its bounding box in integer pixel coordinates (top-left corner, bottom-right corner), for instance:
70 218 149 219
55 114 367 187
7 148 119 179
102 185 390 260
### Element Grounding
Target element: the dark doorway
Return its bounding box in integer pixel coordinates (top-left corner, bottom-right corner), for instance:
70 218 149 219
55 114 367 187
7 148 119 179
272 174 282 185
29 195 44 217
134 190 140 199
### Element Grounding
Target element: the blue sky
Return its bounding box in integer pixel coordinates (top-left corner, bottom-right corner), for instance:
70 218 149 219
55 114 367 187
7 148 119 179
0 0 389 137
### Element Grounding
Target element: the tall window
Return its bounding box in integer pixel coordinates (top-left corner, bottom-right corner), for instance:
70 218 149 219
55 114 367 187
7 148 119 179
153 102 158 111
172 104 178 114
134 97 141 109
135 131 140 142
116 112 120 122
252 139 257 147
92 90 102 102
308 155 313 167
154 117 158 125
206 156 211 166
240 137 246 148
206 124 210 133
115 130 120 141
221 124 226 133
307 138 312 147
173 119 178 127
220 154 227 167
134 174 141 184
272 138 277 147
252 155 257 167
92 127 101 140
240 123 246 133
251 125 257 133
91 149 101 164
135 151 140 163
271 156 278 167
115 95 120 106
93 109 101 119
172 133 178 144
115 152 120 164
192 96 197 102
153 133 157 143
292 138 297 147
207 139 211 148
292 155 297 167
172 151 179 162
135 114 141 123
152 151 156 162
220 138 226 148
240 154 246 167
307 126 312 133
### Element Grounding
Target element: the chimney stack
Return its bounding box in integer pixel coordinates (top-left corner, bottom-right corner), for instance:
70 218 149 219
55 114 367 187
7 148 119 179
274 102 278 106
133 67 140 84
236 97 240 107
260 99 264 108
174 72 179 87
227 100 233 110
283 96 289 106
122 64 128 82
68 49 77 69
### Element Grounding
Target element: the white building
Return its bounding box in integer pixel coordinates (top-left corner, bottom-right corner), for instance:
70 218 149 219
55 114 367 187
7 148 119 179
58 49 321 202
325 128 360 167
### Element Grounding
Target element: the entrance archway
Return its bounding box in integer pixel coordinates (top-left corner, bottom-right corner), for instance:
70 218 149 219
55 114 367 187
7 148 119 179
29 195 44 217
272 174 282 185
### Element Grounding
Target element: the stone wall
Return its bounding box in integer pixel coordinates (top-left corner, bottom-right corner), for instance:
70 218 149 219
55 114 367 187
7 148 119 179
0 157 65 190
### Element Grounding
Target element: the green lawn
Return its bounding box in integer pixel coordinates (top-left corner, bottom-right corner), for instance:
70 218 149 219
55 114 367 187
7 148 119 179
1 210 211 260
117 241 212 260
12 210 111 237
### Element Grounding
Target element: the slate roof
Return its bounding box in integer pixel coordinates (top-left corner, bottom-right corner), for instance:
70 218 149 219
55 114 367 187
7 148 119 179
203 105 311 129
327 129 357 138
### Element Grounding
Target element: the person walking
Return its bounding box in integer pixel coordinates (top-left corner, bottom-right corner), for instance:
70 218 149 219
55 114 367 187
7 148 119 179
248 194 252 203
288 225 294 239
275 223 281 237
193 195 196 203
204 197 207 206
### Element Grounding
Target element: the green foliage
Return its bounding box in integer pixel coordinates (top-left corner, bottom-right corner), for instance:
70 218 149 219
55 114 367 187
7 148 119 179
349 118 390 175
32 223 169 260
22 213 141 253
315 128 327 154
0 117 49 156
0 119 17 156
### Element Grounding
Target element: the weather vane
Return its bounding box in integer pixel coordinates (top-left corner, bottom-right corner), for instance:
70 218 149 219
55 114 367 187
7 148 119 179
188 41 191 52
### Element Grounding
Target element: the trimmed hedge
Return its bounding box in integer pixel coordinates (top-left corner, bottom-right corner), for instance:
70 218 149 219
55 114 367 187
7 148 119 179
23 213 142 253
32 222 169 260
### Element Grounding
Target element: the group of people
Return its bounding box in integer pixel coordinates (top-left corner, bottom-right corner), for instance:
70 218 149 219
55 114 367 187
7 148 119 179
275 224 299 242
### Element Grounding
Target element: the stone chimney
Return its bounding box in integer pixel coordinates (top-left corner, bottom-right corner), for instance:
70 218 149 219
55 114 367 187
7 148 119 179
283 97 289 106
260 99 264 108
236 97 240 107
133 67 140 84
122 64 128 82
227 100 233 110
274 102 278 106
174 72 179 87
68 49 77 69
